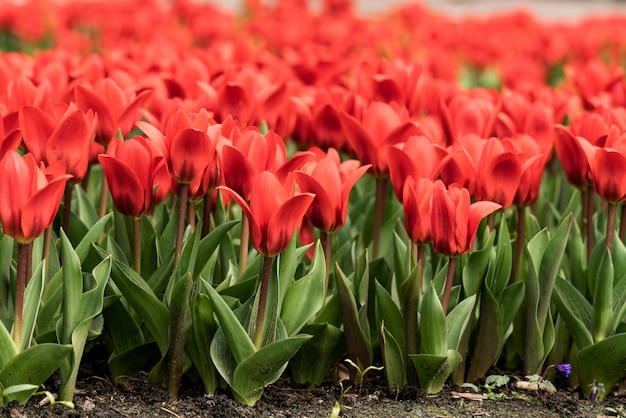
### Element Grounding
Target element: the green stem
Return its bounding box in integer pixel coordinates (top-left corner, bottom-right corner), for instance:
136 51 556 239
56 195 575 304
98 175 109 218
239 215 250 273
372 178 388 259
606 202 617 254
320 231 332 292
133 217 142 274
619 205 626 242
42 226 52 283
174 183 189 270
201 192 212 238
62 185 73 235
442 257 458 315
13 242 31 351
586 188 595 261
253 256 273 350
511 205 526 285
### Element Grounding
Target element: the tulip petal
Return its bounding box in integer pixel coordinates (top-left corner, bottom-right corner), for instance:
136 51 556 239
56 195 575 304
293 171 335 231
169 128 213 183
19 105 56 163
21 176 68 242
99 155 147 218
592 149 626 203
266 193 315 257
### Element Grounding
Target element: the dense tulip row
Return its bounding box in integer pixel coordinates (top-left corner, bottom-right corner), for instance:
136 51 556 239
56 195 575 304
2 0 626 408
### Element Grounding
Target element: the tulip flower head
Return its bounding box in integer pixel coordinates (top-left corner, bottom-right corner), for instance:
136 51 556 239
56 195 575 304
0 151 71 243
431 184 502 257
219 170 314 257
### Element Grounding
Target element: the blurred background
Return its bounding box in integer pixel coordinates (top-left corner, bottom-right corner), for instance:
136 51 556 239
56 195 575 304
209 0 626 19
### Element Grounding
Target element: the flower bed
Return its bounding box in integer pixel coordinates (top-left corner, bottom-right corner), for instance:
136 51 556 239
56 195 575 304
1 0 626 412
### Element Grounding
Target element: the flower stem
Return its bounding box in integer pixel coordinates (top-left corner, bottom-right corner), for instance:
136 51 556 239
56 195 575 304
510 205 526 285
174 183 189 270
442 257 458 314
239 215 250 273
133 218 142 274
42 226 52 282
320 231 332 292
606 202 617 254
98 175 109 218
372 178 388 259
13 242 31 350
586 188 595 261
187 201 196 230
201 193 212 238
62 185 73 235
253 256 273 350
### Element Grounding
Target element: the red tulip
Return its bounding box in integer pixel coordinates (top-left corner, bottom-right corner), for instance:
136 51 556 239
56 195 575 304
387 135 447 202
340 101 420 178
431 185 501 258
438 90 500 144
219 171 314 257
98 136 170 218
403 177 445 245
554 125 595 190
293 148 370 233
474 137 522 209
19 103 97 183
75 78 152 145
0 151 70 243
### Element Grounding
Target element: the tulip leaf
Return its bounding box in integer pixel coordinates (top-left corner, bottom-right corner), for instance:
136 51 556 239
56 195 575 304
612 274 626 331
60 230 83 345
553 277 593 349
0 343 72 404
20 261 45 351
108 342 162 383
491 213 512 296
335 264 372 368
462 231 495 297
205 284 256 364
0 321 17 371
467 286 501 382
576 333 626 402
277 233 298 305
380 320 406 391
74 185 99 229
232 335 311 405
103 298 144 355
281 241 326 336
290 323 345 386
0 234 13 316
186 293 219 394
166 273 193 399
411 350 463 395
392 233 409 295
375 280 404 352
104 252 170 355
420 284 447 357
500 281 525 333
446 294 476 352
592 248 614 343
194 220 239 281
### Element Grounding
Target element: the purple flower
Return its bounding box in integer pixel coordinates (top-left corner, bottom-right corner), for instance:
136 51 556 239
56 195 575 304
554 363 571 378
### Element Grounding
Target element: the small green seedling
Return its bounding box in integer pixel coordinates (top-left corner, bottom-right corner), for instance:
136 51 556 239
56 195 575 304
344 358 384 394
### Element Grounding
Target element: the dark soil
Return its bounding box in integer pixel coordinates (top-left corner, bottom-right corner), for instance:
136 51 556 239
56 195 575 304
3 345 625 418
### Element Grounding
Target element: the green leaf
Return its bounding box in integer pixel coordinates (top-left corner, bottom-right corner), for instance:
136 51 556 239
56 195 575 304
576 333 626 402
281 241 326 336
500 281 525 333
420 284 447 357
290 323 345 386
375 280 404 352
592 248 614 342
74 185 99 229
277 233 298 305
194 220 239 281
462 232 494 297
612 274 626 331
103 252 170 355
467 286 502 382
108 342 161 383
553 278 593 349
60 230 83 345
204 285 256 364
380 321 405 391
186 294 219 394
232 335 311 405
0 321 17 371
334 264 372 368
166 273 193 399
20 261 45 351
446 294 476 351
411 350 463 394
0 344 72 404
491 212 512 296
